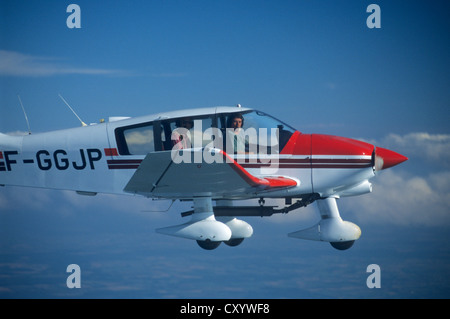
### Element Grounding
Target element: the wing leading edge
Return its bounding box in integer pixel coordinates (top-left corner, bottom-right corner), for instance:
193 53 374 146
124 149 298 199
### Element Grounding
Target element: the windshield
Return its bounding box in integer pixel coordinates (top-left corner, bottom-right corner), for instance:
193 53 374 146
160 110 297 155
239 110 296 132
216 110 296 154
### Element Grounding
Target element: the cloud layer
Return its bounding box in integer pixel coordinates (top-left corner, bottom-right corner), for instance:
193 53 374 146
0 50 126 77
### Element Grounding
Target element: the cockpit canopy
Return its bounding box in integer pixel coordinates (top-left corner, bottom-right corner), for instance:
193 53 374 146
115 109 297 156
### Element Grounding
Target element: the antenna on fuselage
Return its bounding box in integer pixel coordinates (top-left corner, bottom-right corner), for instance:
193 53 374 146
17 94 32 135
58 94 87 127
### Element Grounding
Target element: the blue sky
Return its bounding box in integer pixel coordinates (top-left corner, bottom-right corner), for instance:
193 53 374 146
1 0 449 299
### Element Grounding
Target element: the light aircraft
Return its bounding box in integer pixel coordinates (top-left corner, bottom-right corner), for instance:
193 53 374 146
0 105 407 250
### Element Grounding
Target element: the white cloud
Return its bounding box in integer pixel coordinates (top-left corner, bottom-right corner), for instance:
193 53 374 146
342 170 450 226
362 132 450 168
383 132 450 164
0 185 179 226
0 50 128 77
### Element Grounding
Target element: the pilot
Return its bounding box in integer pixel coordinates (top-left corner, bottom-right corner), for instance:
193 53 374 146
226 113 247 154
172 117 193 149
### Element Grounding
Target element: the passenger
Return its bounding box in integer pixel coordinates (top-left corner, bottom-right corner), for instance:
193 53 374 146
172 117 193 149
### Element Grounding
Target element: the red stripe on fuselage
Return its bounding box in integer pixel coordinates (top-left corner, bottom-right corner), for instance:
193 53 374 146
104 148 119 156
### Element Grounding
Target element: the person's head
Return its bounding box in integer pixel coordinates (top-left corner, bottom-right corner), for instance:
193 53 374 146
177 118 193 129
228 113 244 129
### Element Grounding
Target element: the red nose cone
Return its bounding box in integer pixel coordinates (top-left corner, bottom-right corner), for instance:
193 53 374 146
375 147 408 170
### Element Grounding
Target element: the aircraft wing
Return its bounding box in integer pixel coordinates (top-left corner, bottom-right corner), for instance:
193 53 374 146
124 149 298 198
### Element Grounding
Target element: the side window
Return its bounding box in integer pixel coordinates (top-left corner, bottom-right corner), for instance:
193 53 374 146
162 116 215 150
115 123 155 155
124 125 155 154
115 115 220 155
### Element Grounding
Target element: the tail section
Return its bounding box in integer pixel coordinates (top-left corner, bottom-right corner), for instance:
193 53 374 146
1 125 119 193
0 133 23 181
0 132 24 149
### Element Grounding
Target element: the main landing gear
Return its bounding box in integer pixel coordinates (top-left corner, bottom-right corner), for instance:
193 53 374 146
156 197 253 250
